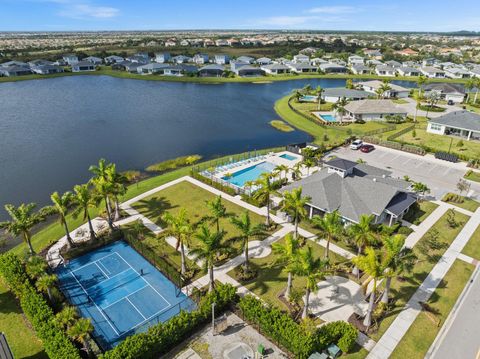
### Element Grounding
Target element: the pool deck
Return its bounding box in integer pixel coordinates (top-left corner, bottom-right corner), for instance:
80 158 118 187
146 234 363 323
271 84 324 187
312 111 353 123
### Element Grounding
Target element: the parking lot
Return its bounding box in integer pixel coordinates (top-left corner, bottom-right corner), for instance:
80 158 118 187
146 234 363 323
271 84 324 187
327 144 480 200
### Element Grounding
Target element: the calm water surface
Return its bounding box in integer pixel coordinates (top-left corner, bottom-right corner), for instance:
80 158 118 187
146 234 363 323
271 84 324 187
0 76 416 219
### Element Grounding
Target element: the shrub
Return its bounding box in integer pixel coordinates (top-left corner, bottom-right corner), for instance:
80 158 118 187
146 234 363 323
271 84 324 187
101 284 237 359
145 155 202 172
189 171 237 196
317 321 358 353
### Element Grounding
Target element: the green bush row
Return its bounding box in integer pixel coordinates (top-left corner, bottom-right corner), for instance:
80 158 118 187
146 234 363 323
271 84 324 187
101 284 237 359
0 253 81 359
189 170 237 196
238 295 357 358
145 154 202 172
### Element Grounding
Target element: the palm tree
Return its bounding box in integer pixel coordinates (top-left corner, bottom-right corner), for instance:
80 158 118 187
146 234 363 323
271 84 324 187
89 158 115 230
293 246 329 319
190 225 229 292
412 182 430 197
272 233 301 301
274 164 289 182
67 318 94 355
50 191 75 248
381 235 416 304
205 195 228 233
333 97 348 121
379 81 391 99
302 158 315 176
0 203 45 255
375 87 384 99
312 210 342 259
417 75 427 97
291 162 303 180
413 91 421 123
25 255 48 280
106 164 127 221
72 184 98 241
348 214 376 279
36 274 57 301
465 78 475 104
252 173 275 227
230 211 266 270
55 306 78 330
314 86 324 110
162 209 191 275
425 91 439 118
352 247 385 328
281 188 311 239
473 78 480 104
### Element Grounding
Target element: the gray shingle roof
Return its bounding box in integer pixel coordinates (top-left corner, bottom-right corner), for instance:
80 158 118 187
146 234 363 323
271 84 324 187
344 100 408 115
323 87 371 99
424 83 465 94
325 158 357 171
429 111 480 132
359 80 409 92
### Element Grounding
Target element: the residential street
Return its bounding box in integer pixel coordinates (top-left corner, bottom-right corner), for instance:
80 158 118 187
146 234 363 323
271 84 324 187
428 265 480 359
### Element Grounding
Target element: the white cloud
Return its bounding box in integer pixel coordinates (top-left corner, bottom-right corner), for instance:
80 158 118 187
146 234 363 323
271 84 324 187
307 6 358 14
57 3 119 19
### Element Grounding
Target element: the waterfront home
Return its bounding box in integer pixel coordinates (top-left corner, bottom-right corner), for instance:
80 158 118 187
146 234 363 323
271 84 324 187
198 64 224 77
162 64 198 76
311 58 329 66
230 61 249 72
287 63 317 73
123 62 141 73
351 64 370 74
293 54 310 63
84 56 102 65
71 61 96 72
470 67 480 79
375 65 396 77
318 63 348 74
236 56 255 64
281 158 415 225
348 55 364 65
214 54 230 65
1 60 28 68
343 99 408 121
420 66 445 78
30 64 64 75
423 83 466 103
0 65 32 76
427 111 480 141
28 59 53 67
172 55 191 64
155 53 171 63
104 55 124 64
255 57 272 66
359 80 410 98
129 52 150 63
322 88 371 103
444 67 471 79
261 63 290 75
385 60 402 68
396 67 421 77
193 53 209 64
366 59 383 66
62 54 78 65
233 65 264 77
136 63 169 74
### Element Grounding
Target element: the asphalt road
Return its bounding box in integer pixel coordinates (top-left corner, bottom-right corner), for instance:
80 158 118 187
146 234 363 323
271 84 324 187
428 265 480 359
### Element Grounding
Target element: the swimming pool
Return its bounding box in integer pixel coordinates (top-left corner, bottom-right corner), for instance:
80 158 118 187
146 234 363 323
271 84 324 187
320 114 337 123
222 161 276 187
300 95 318 102
280 153 298 161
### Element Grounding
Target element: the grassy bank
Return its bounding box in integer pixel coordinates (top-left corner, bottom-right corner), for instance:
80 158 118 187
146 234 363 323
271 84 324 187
390 259 474 359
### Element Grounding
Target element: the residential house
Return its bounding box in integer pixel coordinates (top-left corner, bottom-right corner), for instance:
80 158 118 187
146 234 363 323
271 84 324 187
363 49 383 60
421 66 445 78
423 83 466 103
310 58 328 66
136 63 169 74
198 64 224 77
162 64 198 76
0 65 32 76
348 55 364 65
193 54 209 65
255 57 272 66
1 60 28 68
422 58 438 67
293 54 310 63
214 54 230 65
236 56 255 64
131 52 150 63
322 88 371 103
343 99 408 121
351 64 370 75
280 158 415 225
215 39 229 46
84 56 102 65
444 67 471 79
71 61 96 72
28 59 53 67
62 54 78 65
318 63 347 74
427 111 480 141
172 55 191 64
287 63 317 73
375 65 396 77
385 60 402 68
180 40 190 46
164 40 176 47
233 65 264 77
104 55 124 64
395 48 418 57
230 61 249 72
30 64 64 75
261 63 290 75
155 53 171 63
396 67 421 77
359 80 410 98
366 59 383 66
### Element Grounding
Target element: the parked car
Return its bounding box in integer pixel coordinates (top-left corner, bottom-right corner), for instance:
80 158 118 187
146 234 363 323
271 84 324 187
360 144 375 153
350 140 363 150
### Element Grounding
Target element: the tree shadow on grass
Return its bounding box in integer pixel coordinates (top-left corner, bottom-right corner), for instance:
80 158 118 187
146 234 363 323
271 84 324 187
132 196 175 225
0 290 22 314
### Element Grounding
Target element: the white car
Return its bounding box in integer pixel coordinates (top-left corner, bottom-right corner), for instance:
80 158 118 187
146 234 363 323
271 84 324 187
350 140 363 150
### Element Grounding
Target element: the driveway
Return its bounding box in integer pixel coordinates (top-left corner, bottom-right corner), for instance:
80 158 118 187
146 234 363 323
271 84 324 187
327 145 480 200
401 97 461 118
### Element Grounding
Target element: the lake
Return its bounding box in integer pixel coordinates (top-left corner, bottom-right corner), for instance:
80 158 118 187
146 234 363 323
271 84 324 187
0 76 416 219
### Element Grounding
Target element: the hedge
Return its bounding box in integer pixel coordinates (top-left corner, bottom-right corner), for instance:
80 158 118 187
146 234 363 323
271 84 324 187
101 284 237 359
189 170 237 196
0 252 81 359
238 295 357 359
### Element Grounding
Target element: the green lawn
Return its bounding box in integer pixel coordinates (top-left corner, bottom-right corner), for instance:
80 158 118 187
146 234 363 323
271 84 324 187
441 194 480 212
390 259 474 359
464 170 480 183
131 181 270 261
228 236 346 311
370 210 469 342
461 224 480 260
0 279 47 359
403 201 439 225
396 127 480 160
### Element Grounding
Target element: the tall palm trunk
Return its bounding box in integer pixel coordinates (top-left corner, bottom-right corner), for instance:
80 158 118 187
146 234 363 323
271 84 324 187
302 287 311 319
285 272 293 301
114 197 121 221
324 236 331 259
363 279 376 328
104 196 114 230
294 212 299 239
86 212 96 241
208 265 215 292
63 220 74 248
24 232 35 255
381 277 391 304
474 90 479 104
352 246 361 278
180 242 186 275
266 196 271 227
243 240 249 269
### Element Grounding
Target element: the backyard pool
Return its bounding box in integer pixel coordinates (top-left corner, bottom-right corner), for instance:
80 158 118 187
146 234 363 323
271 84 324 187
320 114 337 123
222 161 276 187
279 153 298 161
300 95 318 102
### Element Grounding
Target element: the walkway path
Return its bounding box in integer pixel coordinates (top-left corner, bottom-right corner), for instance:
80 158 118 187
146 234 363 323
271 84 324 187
367 207 480 359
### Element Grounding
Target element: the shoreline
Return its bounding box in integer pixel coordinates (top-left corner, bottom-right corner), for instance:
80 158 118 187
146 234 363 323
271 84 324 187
0 68 471 85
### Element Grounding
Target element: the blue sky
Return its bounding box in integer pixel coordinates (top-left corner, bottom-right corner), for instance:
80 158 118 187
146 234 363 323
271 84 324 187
1 0 479 32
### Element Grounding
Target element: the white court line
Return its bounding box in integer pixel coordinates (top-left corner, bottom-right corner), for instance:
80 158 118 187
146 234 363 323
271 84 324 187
97 260 111 276
69 271 120 336
126 297 147 320
102 283 149 311
71 252 118 273
95 262 109 279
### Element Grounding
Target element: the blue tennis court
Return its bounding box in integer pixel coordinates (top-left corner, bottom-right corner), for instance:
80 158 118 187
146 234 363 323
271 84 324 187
56 240 196 349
